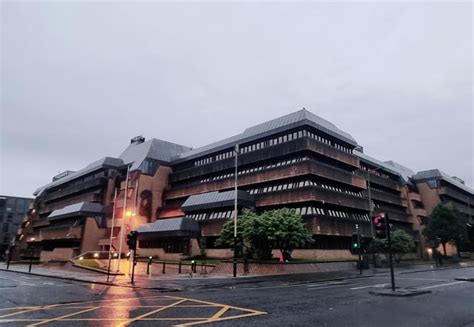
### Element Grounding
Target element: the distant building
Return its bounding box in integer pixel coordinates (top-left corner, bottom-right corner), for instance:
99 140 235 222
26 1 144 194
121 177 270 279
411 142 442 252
12 109 473 262
412 169 474 255
0 195 33 259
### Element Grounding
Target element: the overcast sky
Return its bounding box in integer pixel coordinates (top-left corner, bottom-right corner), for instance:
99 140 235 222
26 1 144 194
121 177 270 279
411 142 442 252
1 1 472 198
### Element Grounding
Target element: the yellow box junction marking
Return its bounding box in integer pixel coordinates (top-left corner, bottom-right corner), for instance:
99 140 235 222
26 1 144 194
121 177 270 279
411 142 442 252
0 294 267 326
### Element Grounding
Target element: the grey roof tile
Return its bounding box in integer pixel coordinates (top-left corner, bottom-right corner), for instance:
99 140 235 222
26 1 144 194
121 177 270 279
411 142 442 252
119 138 191 171
354 150 401 177
48 202 104 221
173 108 357 162
412 169 474 195
181 190 255 212
34 157 124 196
137 217 200 234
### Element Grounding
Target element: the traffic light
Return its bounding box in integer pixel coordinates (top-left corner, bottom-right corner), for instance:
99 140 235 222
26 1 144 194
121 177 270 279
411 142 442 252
373 213 387 239
126 231 138 251
351 232 360 250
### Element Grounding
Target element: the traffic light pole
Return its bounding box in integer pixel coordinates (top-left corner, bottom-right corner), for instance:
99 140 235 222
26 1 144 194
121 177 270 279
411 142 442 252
356 225 362 275
385 214 396 291
130 249 136 284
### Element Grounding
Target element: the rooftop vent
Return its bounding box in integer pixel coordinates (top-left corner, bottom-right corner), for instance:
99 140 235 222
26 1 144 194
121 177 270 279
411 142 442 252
451 176 465 185
130 135 145 145
52 170 76 182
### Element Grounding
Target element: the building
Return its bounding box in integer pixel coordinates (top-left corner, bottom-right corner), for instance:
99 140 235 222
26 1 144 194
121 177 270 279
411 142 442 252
0 195 33 259
412 170 474 256
12 109 472 262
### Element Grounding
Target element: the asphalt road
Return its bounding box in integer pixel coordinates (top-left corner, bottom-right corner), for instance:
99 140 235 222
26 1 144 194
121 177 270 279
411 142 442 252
0 266 473 326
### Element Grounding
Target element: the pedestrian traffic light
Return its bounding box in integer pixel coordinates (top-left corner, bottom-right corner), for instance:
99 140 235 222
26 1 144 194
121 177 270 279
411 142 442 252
373 213 387 239
126 231 138 251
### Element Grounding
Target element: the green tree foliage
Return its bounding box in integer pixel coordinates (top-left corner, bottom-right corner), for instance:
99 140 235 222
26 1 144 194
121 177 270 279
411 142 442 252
215 208 313 260
374 229 415 262
199 237 207 259
422 203 468 257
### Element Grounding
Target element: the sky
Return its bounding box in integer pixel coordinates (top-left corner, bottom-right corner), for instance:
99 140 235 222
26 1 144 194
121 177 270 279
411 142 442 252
1 1 473 198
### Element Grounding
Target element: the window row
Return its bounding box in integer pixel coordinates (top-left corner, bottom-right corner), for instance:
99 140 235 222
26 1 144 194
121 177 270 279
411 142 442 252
246 179 363 197
291 206 370 222
194 129 353 167
360 165 391 179
187 210 235 221
199 156 310 183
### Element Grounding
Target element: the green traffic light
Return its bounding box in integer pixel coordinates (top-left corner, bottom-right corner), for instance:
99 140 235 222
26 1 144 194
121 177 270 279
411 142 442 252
353 242 359 248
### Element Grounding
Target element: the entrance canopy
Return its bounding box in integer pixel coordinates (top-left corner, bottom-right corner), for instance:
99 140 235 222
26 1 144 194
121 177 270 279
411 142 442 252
136 217 200 239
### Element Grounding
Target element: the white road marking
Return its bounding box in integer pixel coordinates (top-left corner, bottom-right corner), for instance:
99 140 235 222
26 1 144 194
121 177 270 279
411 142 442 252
306 281 346 288
350 283 388 290
416 281 467 290
370 276 449 282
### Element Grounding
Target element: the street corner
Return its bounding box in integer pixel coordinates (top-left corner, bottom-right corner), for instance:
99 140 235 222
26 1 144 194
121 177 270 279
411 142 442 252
369 288 432 297
455 277 474 282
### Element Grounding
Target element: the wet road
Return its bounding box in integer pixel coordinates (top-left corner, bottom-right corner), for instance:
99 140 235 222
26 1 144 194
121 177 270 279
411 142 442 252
0 266 473 326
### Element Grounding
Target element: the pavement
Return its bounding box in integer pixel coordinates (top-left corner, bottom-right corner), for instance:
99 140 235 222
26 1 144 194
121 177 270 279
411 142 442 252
0 261 473 326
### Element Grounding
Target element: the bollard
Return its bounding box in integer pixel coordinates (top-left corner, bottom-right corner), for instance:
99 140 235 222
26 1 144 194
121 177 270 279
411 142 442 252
147 256 152 275
28 255 33 273
162 262 166 274
178 261 182 274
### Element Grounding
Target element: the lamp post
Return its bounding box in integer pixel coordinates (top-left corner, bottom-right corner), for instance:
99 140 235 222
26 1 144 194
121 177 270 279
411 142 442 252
367 167 382 267
107 188 118 283
117 164 130 272
233 144 239 278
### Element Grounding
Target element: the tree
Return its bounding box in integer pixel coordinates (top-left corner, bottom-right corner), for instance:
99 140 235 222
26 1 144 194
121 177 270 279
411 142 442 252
199 237 207 259
374 229 415 263
422 203 468 257
215 208 313 260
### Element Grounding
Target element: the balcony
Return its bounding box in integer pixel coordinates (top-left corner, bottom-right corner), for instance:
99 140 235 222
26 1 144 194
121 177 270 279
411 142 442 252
413 208 427 217
368 189 404 207
40 226 83 241
408 192 422 203
256 188 370 210
355 170 400 191
26 233 42 242
32 219 50 228
38 193 103 215
43 177 108 203
306 216 371 237
169 137 360 183
439 187 473 205
165 160 367 200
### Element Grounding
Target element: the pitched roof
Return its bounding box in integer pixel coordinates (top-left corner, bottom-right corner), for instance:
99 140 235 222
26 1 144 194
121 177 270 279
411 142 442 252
173 108 357 162
412 169 474 195
383 160 415 183
119 138 191 171
47 202 104 221
34 157 124 196
136 217 200 237
353 150 401 178
181 190 255 212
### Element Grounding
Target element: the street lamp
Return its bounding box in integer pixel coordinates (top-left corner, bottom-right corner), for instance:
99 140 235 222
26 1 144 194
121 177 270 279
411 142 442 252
367 166 383 267
233 144 239 278
117 164 131 271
